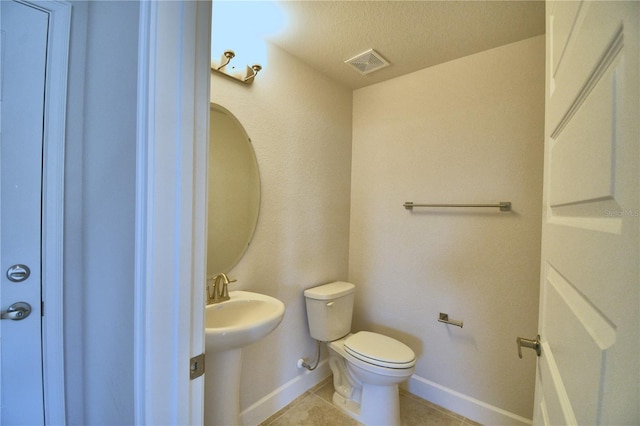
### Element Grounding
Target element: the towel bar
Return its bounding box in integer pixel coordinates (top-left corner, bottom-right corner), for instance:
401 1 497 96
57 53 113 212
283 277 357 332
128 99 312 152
404 201 511 212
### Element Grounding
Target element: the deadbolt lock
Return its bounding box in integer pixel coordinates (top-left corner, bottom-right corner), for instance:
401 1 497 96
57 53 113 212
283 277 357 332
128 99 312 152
6 264 31 282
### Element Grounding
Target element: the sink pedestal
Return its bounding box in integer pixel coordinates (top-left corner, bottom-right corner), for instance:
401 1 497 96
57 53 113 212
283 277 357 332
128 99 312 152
203 291 286 426
204 348 242 426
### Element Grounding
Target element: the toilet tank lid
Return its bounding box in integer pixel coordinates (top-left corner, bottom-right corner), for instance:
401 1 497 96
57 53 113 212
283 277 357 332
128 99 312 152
304 281 355 300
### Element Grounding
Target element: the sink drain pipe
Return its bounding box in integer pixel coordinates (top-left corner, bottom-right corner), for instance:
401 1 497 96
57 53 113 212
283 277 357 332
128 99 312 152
297 340 321 371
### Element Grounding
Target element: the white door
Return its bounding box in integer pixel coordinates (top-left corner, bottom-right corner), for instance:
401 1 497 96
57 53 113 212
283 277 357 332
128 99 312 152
0 1 48 423
530 1 639 424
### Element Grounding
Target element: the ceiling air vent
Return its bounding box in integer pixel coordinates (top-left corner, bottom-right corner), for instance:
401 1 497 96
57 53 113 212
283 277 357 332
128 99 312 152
344 49 390 75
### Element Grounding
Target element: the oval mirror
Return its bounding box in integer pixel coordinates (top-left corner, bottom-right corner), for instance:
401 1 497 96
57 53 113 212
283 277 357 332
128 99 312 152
208 104 260 275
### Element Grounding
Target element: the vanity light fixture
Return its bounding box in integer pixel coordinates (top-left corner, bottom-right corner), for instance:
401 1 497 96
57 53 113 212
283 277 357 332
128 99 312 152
212 50 262 84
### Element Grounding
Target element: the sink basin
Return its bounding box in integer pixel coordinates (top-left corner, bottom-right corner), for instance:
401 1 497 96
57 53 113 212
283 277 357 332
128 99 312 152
205 290 285 353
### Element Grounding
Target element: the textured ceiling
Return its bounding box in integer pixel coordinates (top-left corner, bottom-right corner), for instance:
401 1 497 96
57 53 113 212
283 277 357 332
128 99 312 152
264 1 545 90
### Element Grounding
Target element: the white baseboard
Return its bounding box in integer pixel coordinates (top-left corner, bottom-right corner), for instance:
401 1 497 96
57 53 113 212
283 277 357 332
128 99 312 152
240 360 331 426
239 365 531 426
403 374 533 426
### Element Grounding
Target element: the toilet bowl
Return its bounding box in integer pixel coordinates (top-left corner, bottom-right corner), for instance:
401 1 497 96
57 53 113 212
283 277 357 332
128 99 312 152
329 332 415 425
304 282 416 426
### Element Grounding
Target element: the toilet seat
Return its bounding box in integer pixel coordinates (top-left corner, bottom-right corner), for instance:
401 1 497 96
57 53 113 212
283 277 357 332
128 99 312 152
344 331 415 369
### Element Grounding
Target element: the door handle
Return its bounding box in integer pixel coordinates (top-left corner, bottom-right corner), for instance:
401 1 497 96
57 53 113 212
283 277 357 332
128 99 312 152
516 334 541 358
0 302 32 320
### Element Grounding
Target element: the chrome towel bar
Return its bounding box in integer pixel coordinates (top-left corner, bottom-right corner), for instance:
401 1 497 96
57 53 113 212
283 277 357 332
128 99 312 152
404 201 511 212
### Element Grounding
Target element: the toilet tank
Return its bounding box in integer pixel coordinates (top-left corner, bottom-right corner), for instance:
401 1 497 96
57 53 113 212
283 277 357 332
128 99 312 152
304 281 355 342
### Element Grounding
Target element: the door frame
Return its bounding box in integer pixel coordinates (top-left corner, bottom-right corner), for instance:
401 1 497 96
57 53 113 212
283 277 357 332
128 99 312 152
134 1 210 423
9 1 71 424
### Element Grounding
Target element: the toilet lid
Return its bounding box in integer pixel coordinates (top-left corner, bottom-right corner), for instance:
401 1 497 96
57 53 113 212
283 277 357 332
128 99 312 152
344 331 416 369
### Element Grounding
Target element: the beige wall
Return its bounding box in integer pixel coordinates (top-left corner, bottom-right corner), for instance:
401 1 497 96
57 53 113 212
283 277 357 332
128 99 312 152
349 35 544 421
210 42 353 413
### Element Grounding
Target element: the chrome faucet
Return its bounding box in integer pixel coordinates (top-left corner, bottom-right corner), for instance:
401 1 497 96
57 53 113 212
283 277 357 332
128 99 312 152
207 273 237 304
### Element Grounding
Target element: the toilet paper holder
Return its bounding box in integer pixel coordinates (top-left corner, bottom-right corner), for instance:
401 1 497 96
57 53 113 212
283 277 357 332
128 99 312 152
438 312 463 328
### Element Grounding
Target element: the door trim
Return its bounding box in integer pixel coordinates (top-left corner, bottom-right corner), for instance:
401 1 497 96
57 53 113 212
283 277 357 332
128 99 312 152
134 1 210 423
16 1 71 424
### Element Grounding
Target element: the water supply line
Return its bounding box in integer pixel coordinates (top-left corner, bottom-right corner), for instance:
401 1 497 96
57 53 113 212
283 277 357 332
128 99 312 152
297 340 321 371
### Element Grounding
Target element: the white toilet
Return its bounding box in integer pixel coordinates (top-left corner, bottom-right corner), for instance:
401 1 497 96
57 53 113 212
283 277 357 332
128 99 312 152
304 281 416 426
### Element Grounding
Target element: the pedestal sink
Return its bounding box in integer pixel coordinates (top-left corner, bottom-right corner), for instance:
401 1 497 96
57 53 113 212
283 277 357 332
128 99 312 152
204 291 285 426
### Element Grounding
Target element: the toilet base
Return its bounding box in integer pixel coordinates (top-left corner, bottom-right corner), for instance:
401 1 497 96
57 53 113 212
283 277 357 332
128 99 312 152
327 337 409 426
332 383 402 426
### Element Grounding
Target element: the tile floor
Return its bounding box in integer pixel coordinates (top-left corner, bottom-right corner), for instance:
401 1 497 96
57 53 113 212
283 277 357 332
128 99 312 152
259 377 482 426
